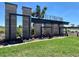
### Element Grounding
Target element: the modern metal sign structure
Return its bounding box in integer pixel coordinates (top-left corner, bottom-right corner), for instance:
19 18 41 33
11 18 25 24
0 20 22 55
5 3 17 40
5 3 31 40
5 2 69 40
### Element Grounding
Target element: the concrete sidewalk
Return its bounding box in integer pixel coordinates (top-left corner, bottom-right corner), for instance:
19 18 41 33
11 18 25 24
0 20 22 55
0 36 65 48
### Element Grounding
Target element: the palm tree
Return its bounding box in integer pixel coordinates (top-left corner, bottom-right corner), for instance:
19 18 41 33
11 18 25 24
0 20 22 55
36 5 41 18
41 6 47 18
32 5 47 19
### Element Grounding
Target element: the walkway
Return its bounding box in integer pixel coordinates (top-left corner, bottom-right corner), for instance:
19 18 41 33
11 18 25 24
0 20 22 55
0 36 65 48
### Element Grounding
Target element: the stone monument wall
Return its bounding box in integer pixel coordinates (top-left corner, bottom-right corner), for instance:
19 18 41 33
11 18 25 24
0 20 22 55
22 6 31 39
34 23 42 36
5 3 17 40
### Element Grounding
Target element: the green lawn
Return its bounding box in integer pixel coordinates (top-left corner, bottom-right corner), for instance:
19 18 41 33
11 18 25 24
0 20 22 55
0 36 79 57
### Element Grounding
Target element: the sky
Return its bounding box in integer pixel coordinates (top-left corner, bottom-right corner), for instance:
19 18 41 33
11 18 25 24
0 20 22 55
0 2 79 26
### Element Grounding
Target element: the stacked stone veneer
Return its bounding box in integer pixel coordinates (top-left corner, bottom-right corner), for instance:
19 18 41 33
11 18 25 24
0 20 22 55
43 24 59 36
34 23 42 36
43 24 52 35
33 23 64 36
59 24 64 35
52 24 59 35
5 3 17 40
22 7 31 39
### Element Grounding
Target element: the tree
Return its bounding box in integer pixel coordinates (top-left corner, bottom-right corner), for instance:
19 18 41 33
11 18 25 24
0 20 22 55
36 5 41 18
32 5 47 18
41 6 47 18
18 25 22 28
17 25 22 37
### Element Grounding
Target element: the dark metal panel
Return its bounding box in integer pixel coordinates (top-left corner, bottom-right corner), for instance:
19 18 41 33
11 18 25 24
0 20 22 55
62 27 79 29
31 18 69 25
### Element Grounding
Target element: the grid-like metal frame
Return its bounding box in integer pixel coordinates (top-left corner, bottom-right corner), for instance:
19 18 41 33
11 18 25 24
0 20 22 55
9 13 31 40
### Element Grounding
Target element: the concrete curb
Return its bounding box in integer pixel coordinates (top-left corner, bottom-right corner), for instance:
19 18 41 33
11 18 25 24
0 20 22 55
0 36 65 48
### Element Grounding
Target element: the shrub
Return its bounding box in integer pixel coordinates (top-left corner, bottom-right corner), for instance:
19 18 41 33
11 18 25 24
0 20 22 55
0 30 4 33
31 29 34 35
17 28 22 37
